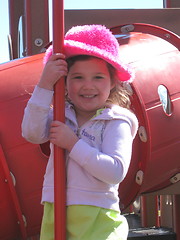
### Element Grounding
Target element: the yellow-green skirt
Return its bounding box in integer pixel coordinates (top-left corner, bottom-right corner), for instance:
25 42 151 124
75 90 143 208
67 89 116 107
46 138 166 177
40 202 128 240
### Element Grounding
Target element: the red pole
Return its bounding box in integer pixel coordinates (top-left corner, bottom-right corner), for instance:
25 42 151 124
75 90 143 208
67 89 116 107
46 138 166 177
164 0 171 8
25 0 32 56
140 196 148 227
155 195 160 227
173 195 180 240
52 0 66 240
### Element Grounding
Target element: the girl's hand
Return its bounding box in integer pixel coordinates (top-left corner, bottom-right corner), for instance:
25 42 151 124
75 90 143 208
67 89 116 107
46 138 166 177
49 121 79 152
38 53 68 90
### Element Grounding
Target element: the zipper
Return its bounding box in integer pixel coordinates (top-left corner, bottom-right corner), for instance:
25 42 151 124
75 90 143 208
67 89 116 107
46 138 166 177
76 127 81 138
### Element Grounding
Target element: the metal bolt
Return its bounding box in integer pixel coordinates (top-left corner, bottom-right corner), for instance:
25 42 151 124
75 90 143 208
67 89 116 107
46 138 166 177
121 24 134 33
136 170 144 185
165 33 171 39
170 173 180 183
34 38 43 47
138 126 148 142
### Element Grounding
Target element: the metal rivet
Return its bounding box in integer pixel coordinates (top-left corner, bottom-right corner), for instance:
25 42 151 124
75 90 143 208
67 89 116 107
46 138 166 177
138 126 148 142
10 172 16 186
136 170 144 185
34 38 43 47
170 173 180 183
165 33 171 39
22 215 27 227
121 24 134 33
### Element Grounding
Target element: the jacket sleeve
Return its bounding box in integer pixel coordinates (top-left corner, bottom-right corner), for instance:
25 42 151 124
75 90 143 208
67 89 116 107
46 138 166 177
69 119 135 185
21 86 54 144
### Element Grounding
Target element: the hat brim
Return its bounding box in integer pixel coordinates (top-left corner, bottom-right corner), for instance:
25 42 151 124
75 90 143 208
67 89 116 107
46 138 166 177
43 41 134 83
64 40 134 82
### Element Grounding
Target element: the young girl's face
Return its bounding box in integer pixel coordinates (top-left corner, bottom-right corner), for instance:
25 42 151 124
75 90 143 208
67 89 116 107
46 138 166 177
66 57 114 118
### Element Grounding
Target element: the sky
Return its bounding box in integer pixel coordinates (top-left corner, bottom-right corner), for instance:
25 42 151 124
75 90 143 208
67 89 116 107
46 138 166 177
64 0 163 9
0 0 163 64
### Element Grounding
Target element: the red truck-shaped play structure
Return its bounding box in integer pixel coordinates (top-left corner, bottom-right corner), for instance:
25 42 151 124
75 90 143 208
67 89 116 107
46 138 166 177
0 2 180 239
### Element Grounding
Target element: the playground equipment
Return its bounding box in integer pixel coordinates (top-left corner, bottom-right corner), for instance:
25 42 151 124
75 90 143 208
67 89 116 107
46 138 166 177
0 22 179 240
0 0 180 238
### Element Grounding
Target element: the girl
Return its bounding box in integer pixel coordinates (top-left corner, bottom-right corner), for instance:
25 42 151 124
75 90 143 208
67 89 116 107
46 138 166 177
22 25 138 240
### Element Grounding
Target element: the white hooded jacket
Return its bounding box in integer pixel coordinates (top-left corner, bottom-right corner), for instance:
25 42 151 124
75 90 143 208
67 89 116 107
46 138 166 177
22 86 138 211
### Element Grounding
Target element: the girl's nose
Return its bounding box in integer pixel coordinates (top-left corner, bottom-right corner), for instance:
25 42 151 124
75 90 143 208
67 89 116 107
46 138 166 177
83 78 94 89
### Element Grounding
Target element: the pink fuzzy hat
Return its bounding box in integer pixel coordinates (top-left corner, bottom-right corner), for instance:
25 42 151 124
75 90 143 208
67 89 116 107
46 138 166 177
44 25 134 82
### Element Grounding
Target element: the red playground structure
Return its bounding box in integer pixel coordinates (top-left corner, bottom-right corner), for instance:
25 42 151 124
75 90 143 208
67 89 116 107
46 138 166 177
0 0 180 239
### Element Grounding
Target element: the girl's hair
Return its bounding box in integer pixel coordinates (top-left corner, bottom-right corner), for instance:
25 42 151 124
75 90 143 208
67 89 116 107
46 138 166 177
66 55 132 109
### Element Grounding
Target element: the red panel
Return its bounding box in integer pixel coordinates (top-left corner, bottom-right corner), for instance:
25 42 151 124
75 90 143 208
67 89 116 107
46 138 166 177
0 146 22 240
0 55 47 239
0 23 180 238
112 23 180 207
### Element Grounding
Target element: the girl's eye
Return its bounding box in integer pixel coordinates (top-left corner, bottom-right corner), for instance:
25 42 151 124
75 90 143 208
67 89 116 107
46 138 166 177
73 76 83 80
95 76 104 79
